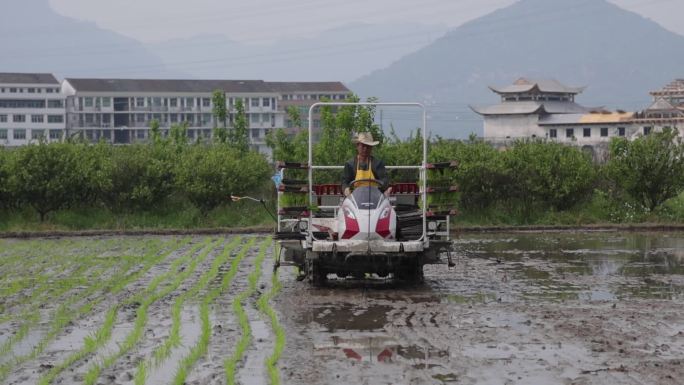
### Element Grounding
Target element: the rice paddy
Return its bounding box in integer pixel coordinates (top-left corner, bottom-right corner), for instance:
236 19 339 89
0 235 283 385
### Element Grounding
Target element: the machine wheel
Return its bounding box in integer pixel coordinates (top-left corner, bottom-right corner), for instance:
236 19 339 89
307 258 327 287
394 258 424 284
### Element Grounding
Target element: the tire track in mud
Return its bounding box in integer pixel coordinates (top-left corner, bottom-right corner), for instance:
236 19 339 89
1 238 178 384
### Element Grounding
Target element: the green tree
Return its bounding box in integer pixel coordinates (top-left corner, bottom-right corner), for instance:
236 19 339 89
175 144 269 214
212 90 228 143
149 118 162 145
606 127 684 211
7 143 84 221
169 122 189 151
230 98 249 153
98 144 175 213
286 105 302 129
504 140 597 211
0 148 16 209
265 128 308 163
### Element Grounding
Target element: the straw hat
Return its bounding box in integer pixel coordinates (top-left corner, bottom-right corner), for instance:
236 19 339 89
352 132 379 146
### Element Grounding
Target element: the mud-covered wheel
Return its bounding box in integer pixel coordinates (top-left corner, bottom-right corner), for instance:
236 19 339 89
394 258 424 284
307 258 327 286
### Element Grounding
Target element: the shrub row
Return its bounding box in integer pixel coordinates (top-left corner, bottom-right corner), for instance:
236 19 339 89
0 142 270 221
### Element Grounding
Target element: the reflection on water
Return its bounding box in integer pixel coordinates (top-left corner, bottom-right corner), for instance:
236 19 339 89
457 231 684 301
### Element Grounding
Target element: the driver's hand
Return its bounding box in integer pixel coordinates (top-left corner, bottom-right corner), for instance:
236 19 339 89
344 187 351 197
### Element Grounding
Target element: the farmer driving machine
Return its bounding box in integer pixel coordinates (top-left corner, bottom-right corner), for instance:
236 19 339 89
274 102 457 285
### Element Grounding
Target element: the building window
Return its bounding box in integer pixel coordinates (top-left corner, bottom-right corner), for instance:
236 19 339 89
250 114 259 123
28 88 35 93
251 129 260 138
185 98 194 108
136 97 145 108
13 129 26 139
566 128 574 138
49 129 62 140
137 130 146 139
0 115 7 122
84 97 93 107
170 98 178 108
13 114 25 123
0 129 7 139
47 115 64 123
202 98 210 107
262 113 270 123
102 97 111 107
136 114 146 123
583 128 591 137
262 97 270 107
9 88 17 93
251 98 259 107
31 115 44 123
549 129 557 138
618 127 625 137
48 99 64 108
85 114 94 124
46 88 53 93
643 126 652 135
600 127 608 137
31 129 45 139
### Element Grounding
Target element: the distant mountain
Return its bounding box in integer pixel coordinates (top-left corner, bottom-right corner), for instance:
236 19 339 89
145 23 447 83
0 0 180 78
350 0 684 138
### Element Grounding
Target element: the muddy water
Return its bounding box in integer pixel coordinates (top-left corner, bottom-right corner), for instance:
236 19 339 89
276 231 684 385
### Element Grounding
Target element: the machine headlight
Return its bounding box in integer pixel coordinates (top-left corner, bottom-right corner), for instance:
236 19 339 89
428 221 438 231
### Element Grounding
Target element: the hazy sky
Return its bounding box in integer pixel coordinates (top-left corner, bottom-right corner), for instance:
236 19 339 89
49 0 684 44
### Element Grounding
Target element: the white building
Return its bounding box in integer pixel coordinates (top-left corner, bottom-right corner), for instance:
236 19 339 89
61 78 350 156
0 73 66 146
470 78 593 141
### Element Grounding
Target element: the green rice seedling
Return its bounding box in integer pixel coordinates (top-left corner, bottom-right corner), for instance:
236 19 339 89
37 305 118 385
256 250 285 385
224 237 271 385
9 238 188 384
82 238 220 385
278 192 309 208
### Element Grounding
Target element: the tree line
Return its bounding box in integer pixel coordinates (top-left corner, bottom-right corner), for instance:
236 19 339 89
1 93 683 225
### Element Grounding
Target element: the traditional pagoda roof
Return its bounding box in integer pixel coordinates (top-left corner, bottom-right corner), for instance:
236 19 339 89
538 111 634 126
646 97 677 111
489 78 585 95
650 79 684 97
470 101 591 116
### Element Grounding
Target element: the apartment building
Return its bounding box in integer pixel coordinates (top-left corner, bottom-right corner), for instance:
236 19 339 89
0 73 66 146
61 78 351 156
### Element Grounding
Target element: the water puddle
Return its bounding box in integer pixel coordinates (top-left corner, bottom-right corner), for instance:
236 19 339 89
304 304 393 332
457 232 684 301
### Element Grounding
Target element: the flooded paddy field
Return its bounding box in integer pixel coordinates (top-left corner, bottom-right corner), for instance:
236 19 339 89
1 231 683 384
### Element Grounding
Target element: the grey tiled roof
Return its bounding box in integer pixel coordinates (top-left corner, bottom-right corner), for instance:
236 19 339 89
470 101 590 116
64 78 270 93
0 73 59 84
64 78 350 94
489 78 585 94
266 81 350 93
